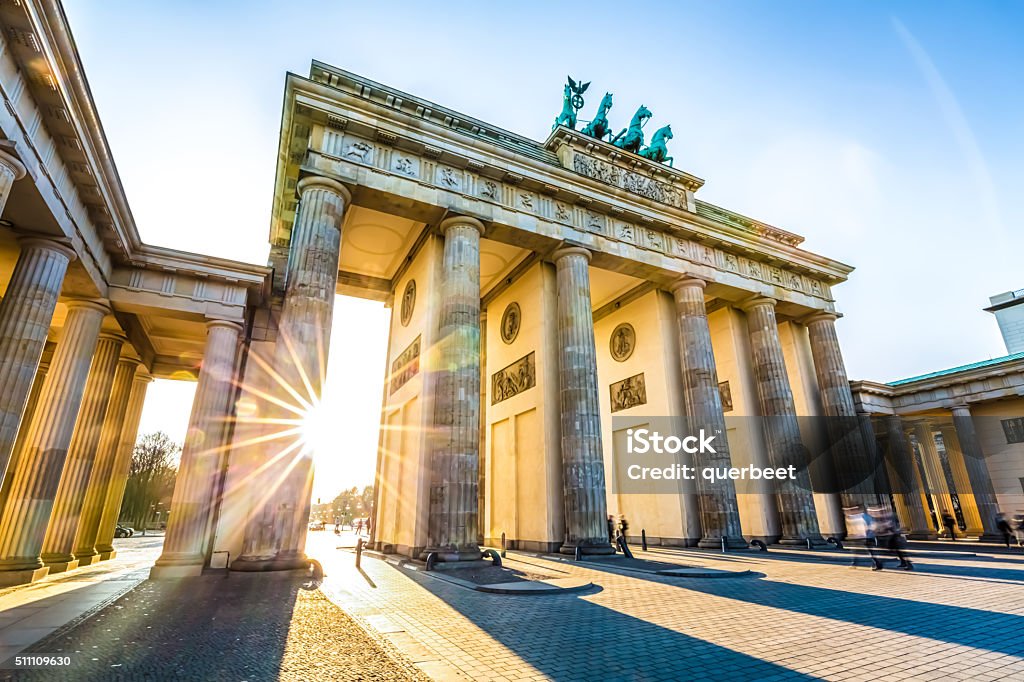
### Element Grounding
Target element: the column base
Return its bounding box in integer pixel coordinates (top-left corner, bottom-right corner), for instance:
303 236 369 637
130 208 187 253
98 550 117 561
418 547 482 563
978 533 1007 544
42 559 79 574
778 535 827 547
0 566 50 587
559 541 616 556
698 536 749 550
75 553 100 567
230 553 310 572
150 564 203 579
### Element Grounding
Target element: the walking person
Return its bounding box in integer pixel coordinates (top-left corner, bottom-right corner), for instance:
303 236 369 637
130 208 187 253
996 513 1014 549
607 515 616 545
1014 511 1024 547
618 515 630 543
845 505 882 570
941 511 957 541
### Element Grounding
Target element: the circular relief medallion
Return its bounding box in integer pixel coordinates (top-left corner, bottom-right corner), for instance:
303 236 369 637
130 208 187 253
610 323 636 362
500 302 521 344
400 280 416 327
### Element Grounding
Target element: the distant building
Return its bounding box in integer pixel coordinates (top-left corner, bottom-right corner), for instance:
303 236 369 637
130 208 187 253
986 288 1024 354
852 291 1024 539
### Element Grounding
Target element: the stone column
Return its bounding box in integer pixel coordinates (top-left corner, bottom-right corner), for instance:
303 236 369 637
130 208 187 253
72 357 140 564
671 278 746 548
423 216 484 562
95 373 151 560
946 406 1001 541
0 150 27 210
805 313 883 509
0 238 76 484
912 421 954 528
152 321 241 578
0 299 107 585
740 297 823 545
0 357 50 510
234 176 349 570
882 415 933 539
553 247 613 555
41 332 124 572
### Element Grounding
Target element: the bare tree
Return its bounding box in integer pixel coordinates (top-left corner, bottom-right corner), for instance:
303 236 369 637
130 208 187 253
120 431 179 531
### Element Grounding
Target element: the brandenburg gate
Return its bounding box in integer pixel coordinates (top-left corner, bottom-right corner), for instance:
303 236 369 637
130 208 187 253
0 1 1004 586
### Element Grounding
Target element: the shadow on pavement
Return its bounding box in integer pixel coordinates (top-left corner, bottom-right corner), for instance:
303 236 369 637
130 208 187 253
678 575 1024 658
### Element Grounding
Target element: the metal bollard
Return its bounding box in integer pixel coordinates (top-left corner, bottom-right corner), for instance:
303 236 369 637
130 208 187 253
501 531 507 558
641 529 648 552
574 545 583 561
806 537 812 550
425 551 439 571
721 536 727 553
355 538 364 569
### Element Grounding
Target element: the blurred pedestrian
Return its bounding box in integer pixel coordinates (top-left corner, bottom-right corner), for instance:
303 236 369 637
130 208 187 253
941 511 957 541
1014 511 1024 547
607 515 616 545
845 505 882 570
618 515 629 542
996 513 1014 549
355 519 363 535
872 505 912 571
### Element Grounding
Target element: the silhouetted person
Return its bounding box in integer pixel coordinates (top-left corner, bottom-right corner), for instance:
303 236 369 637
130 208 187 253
355 519 363 535
607 515 616 544
941 512 957 541
872 506 912 570
618 515 629 542
996 513 1014 548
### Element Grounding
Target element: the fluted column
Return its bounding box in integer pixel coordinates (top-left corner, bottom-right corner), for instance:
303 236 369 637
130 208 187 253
882 415 933 538
0 238 76 485
72 357 140 563
805 313 884 510
741 297 823 545
152 321 241 578
423 216 484 562
672 278 745 548
946 406 1001 541
0 150 26 210
912 421 954 528
0 357 50 509
95 373 151 559
0 299 107 585
234 176 349 570
41 332 124 571
554 247 613 555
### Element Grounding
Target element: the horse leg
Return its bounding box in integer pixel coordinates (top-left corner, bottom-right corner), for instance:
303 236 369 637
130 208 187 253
665 156 673 167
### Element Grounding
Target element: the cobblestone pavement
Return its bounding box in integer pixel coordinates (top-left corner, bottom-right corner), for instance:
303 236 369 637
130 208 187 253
310 533 1024 681
5 567 427 681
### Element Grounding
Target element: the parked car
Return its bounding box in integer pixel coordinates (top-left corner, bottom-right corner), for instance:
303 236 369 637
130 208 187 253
114 525 134 538
308 521 325 531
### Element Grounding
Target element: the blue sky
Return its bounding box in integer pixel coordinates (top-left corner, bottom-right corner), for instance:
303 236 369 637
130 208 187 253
63 1 1024 493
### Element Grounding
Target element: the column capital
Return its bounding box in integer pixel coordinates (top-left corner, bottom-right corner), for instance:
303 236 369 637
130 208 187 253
551 246 591 264
439 215 485 237
737 296 777 313
802 311 839 326
98 331 127 345
63 299 110 316
296 175 352 204
951 404 973 417
204 319 243 334
0 149 27 181
16 236 76 263
134 372 155 385
117 355 143 370
670 276 707 295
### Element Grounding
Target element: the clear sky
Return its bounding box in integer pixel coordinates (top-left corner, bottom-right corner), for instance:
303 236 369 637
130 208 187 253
63 2 1024 500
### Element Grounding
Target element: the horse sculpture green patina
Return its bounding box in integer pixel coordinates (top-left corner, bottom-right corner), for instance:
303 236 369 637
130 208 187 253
639 125 673 166
581 92 613 141
553 83 577 130
612 105 652 154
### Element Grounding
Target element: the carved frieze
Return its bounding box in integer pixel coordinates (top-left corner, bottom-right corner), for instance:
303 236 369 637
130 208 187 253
610 373 647 413
572 154 686 210
390 336 421 394
491 352 536 404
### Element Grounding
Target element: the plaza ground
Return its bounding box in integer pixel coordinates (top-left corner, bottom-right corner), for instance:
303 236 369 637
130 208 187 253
1 532 1023 680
